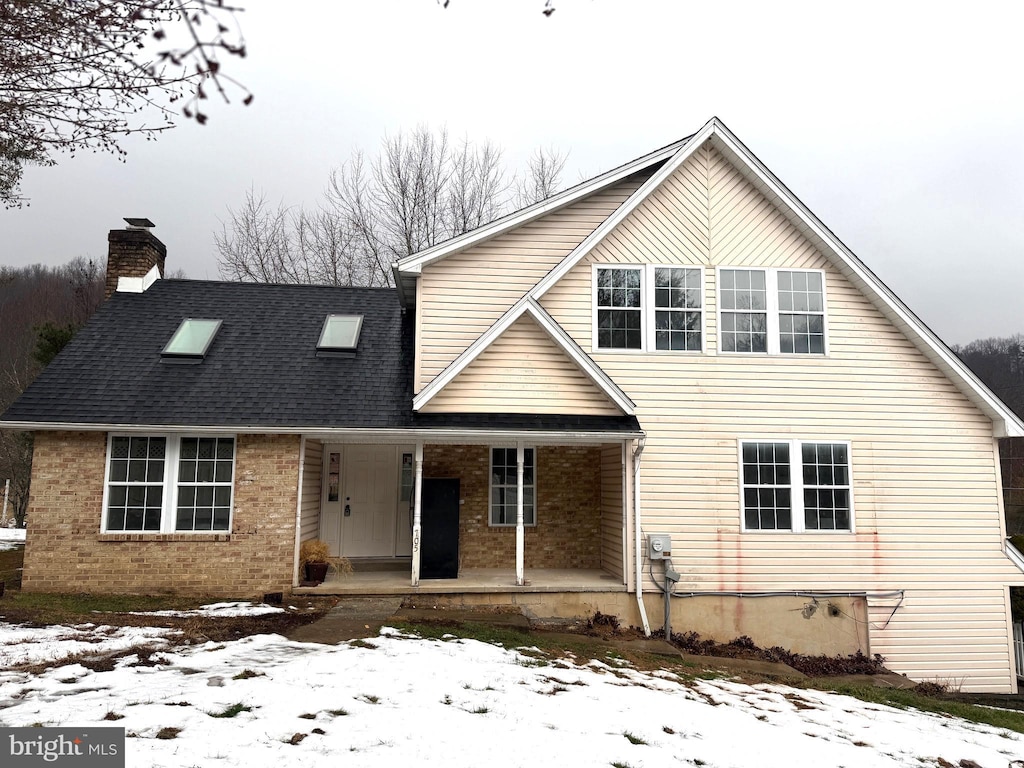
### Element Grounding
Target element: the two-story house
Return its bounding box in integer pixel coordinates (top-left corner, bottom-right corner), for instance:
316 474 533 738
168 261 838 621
4 118 1023 692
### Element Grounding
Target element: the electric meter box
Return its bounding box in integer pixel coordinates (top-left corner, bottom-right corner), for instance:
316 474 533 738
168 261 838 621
647 533 672 560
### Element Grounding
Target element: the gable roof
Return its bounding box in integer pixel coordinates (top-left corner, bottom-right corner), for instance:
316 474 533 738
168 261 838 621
523 117 1022 439
413 297 634 414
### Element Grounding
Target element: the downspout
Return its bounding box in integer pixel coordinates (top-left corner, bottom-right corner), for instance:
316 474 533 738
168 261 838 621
291 436 307 588
632 437 650 636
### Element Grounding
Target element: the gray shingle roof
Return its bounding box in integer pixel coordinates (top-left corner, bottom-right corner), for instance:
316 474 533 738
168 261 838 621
2 280 413 428
1 279 641 435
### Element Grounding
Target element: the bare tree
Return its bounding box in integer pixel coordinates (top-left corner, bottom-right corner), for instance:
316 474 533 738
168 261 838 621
1 0 249 207
218 126 565 288
515 145 568 209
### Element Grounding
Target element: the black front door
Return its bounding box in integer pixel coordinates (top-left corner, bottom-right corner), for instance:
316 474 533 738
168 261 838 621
420 478 460 579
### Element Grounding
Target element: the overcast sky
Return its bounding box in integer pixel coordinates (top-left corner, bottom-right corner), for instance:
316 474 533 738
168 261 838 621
4 0 1023 345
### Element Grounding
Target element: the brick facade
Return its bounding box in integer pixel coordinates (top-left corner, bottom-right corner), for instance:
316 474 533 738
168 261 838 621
423 444 602 570
23 431 300 596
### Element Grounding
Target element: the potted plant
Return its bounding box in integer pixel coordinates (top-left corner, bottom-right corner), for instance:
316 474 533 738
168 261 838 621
299 539 331 584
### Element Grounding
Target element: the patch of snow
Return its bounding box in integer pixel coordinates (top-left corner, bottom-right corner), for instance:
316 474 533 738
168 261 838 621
128 601 286 618
0 625 1019 767
0 624 177 667
0 528 25 551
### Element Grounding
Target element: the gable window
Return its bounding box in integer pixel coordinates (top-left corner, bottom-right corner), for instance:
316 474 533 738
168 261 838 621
596 267 642 350
720 269 767 353
740 440 851 532
594 265 705 352
104 435 236 533
654 267 703 351
718 268 826 355
490 447 535 526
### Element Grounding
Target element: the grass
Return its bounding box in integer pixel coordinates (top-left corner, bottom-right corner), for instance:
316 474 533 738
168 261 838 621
0 590 206 625
810 681 1024 735
207 702 253 719
622 731 648 745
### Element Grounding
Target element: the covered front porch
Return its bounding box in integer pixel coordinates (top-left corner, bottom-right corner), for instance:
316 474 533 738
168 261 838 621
292 423 642 592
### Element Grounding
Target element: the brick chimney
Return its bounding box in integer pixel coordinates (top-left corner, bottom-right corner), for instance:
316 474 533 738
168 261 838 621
105 218 166 299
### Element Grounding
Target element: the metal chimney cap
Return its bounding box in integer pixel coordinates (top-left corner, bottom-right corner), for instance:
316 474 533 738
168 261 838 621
123 217 155 229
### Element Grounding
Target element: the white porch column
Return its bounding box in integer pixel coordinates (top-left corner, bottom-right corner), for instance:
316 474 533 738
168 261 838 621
515 441 525 586
411 442 424 586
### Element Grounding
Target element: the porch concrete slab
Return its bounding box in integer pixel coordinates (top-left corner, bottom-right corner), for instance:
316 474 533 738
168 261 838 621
292 568 627 596
284 596 403 644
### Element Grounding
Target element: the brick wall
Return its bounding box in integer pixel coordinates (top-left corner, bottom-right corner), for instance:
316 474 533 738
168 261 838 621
423 444 602 570
23 431 300 596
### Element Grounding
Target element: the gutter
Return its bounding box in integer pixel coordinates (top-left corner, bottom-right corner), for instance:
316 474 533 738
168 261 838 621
0 422 644 444
633 437 650 636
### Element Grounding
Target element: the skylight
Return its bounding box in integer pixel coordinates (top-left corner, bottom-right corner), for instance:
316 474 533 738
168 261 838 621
162 318 222 359
318 315 363 353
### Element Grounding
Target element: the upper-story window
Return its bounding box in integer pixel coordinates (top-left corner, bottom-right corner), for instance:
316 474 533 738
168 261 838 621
596 267 642 350
719 268 825 355
595 265 704 352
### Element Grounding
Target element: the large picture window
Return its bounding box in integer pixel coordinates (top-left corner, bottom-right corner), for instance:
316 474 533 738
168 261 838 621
104 435 236 533
740 440 851 532
490 447 535 526
719 268 826 355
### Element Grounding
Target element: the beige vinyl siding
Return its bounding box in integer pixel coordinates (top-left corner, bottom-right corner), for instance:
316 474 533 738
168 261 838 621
421 314 621 415
416 175 649 392
601 443 625 581
299 439 322 543
539 138 1022 691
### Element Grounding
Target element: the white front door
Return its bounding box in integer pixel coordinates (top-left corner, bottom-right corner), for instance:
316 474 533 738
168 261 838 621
340 445 398 557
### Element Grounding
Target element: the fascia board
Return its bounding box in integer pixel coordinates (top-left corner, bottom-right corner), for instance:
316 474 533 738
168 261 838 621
1006 538 1024 574
708 124 1024 438
396 137 691 275
531 118 719 300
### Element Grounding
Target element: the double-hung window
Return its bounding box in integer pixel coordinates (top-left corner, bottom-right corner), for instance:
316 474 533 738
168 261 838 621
104 435 236 533
596 267 643 350
740 439 851 532
595 265 704 352
490 447 535 526
719 268 826 354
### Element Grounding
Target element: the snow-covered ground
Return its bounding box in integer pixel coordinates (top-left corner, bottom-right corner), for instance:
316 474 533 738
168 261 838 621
0 619 1020 768
0 527 25 552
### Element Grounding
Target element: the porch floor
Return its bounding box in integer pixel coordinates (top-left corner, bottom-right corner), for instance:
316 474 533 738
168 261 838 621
294 568 626 595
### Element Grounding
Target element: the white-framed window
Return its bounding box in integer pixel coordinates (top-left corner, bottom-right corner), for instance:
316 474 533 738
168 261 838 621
718 268 826 355
594 264 704 352
490 447 535 526
740 439 852 532
103 434 236 533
